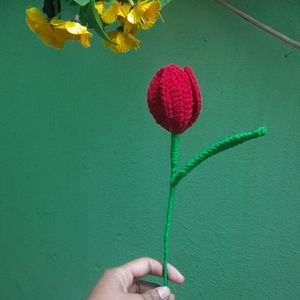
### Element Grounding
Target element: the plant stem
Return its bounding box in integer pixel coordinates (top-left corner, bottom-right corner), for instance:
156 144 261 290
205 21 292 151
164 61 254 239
163 133 180 286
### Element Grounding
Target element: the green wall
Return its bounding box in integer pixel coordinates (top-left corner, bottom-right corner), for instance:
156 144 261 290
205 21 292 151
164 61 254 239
1 1 300 299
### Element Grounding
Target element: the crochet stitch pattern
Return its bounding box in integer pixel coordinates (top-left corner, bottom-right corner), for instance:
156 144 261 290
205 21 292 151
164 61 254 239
147 64 202 133
147 64 267 287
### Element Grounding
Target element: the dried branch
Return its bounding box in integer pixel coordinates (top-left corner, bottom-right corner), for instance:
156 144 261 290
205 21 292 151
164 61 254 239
216 0 300 50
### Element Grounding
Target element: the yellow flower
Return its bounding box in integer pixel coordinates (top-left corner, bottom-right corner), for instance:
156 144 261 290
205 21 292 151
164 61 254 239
26 7 92 49
26 7 64 48
96 1 131 24
51 18 92 48
104 29 140 53
127 0 160 30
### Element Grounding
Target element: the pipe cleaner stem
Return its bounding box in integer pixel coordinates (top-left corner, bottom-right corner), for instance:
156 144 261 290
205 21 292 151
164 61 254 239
172 127 267 187
163 133 180 286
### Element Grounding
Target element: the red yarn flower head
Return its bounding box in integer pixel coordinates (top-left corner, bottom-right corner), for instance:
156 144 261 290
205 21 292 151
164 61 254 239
147 64 202 134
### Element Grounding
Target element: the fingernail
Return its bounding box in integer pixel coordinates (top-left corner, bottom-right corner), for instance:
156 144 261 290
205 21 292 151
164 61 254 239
158 286 170 299
177 271 184 280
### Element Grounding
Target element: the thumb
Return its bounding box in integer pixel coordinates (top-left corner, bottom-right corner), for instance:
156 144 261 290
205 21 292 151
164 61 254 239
142 286 171 300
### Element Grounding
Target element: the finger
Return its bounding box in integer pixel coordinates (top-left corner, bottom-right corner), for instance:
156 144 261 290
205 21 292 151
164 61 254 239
118 257 184 287
142 286 171 300
169 293 175 300
128 280 160 294
129 281 176 300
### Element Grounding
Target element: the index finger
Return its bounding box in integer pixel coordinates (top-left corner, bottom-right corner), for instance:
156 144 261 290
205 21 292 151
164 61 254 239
117 257 184 286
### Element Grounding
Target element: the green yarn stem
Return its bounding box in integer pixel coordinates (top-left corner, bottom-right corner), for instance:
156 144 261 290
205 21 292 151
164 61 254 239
172 127 267 187
163 133 180 286
161 126 267 287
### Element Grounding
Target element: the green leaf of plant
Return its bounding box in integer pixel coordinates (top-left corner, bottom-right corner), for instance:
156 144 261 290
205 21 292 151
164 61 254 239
79 0 111 41
63 0 78 5
73 0 90 6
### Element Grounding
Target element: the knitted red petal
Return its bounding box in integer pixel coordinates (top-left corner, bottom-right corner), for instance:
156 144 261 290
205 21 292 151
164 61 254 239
184 66 202 128
147 64 202 133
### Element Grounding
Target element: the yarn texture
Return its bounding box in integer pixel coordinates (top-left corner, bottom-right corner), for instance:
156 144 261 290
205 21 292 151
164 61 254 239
163 133 180 285
172 127 267 187
147 64 202 134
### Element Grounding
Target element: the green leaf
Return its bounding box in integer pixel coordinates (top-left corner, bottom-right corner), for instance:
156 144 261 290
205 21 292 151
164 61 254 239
63 0 79 5
159 0 174 8
171 127 267 187
79 0 111 41
73 0 90 6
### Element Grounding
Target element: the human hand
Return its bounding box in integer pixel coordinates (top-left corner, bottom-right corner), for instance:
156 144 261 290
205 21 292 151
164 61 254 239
86 257 184 300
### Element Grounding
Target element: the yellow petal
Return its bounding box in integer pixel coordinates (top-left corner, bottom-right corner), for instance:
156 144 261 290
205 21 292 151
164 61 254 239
127 1 151 24
54 27 72 41
64 21 91 35
139 1 160 29
123 20 139 35
104 30 139 53
26 7 48 26
50 18 66 28
121 3 131 16
38 31 62 48
26 7 64 48
101 1 123 24
26 7 50 32
127 1 160 30
80 35 91 48
95 2 104 15
118 3 139 34
26 7 92 49
117 3 131 19
52 19 92 48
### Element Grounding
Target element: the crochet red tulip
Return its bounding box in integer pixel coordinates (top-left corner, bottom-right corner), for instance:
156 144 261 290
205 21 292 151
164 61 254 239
147 64 202 134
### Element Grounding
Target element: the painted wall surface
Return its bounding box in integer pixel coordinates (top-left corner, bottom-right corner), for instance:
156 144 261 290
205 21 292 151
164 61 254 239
1 1 300 299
